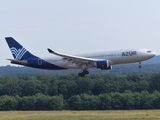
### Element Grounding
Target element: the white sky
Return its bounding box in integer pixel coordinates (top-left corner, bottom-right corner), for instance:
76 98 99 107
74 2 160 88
1 0 160 66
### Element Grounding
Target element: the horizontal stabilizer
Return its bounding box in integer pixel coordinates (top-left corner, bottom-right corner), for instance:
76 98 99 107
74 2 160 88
7 59 27 65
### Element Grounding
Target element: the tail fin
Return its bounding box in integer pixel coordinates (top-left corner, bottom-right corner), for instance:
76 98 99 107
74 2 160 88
5 37 38 60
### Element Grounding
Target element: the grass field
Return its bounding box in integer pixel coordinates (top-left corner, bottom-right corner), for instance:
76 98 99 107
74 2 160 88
0 110 160 120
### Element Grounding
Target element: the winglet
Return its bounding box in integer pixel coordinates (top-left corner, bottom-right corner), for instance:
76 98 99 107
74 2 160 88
47 48 55 53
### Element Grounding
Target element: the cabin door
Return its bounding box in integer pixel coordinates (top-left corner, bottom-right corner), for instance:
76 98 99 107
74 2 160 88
38 59 42 65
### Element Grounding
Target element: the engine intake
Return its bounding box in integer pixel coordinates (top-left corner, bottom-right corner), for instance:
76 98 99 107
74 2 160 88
95 60 112 70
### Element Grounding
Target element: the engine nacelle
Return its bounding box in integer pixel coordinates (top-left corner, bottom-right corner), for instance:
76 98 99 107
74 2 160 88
94 60 112 70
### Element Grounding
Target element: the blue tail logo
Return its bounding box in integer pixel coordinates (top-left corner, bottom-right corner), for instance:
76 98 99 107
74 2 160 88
10 47 27 60
5 37 38 60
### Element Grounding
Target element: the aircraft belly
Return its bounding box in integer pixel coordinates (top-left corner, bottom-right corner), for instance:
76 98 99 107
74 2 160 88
51 61 81 69
50 61 94 69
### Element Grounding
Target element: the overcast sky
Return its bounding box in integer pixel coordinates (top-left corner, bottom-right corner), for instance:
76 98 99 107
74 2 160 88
1 0 160 66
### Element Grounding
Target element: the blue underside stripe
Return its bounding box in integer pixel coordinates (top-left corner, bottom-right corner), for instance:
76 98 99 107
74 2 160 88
27 58 66 70
11 58 66 70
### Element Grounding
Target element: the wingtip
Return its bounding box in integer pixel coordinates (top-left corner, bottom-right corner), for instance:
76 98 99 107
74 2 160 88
47 48 54 53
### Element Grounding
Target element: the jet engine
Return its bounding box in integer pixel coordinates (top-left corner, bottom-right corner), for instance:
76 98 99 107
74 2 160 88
94 60 112 70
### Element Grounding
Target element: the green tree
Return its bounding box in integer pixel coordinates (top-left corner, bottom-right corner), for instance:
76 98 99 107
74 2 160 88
35 93 51 110
0 95 17 110
133 92 141 109
120 90 135 110
76 78 95 95
19 96 36 110
80 94 100 110
23 80 37 96
47 77 58 96
110 92 123 110
2 78 24 96
99 93 112 110
67 95 82 110
59 84 68 99
149 73 160 92
152 90 160 109
48 95 64 110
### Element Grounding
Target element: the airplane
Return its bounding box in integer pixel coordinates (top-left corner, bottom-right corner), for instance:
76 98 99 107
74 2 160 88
5 37 156 77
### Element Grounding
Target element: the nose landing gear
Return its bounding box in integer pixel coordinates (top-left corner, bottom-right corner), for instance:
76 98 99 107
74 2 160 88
138 62 142 68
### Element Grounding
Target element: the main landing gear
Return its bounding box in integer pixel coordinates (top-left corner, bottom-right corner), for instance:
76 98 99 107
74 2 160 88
78 69 89 77
138 62 142 68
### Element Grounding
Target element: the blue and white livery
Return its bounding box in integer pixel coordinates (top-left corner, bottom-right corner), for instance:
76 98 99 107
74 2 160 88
5 37 156 77
10 47 27 60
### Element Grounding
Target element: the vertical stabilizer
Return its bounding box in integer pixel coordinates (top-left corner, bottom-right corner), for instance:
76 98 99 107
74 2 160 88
5 37 38 60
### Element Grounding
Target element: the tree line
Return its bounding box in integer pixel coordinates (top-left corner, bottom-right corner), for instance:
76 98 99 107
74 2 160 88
0 91 160 110
0 73 160 110
0 73 160 97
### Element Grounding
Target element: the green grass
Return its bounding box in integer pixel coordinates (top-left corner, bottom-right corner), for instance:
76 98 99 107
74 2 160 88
0 110 160 120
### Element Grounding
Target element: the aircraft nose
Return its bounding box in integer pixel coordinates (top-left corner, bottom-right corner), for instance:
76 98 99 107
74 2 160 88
152 52 156 57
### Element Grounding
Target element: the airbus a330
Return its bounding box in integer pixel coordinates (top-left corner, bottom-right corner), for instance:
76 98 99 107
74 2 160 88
5 37 156 77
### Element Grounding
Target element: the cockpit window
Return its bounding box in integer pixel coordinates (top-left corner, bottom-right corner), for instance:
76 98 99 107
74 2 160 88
147 50 151 53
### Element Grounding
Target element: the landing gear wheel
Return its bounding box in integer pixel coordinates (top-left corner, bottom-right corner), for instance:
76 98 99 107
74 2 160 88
78 70 89 77
138 62 142 68
84 71 89 74
138 65 142 68
78 73 82 76
81 74 85 77
78 73 85 77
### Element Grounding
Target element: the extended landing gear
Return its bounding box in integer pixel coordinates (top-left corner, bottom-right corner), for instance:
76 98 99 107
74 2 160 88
138 62 142 68
78 69 89 77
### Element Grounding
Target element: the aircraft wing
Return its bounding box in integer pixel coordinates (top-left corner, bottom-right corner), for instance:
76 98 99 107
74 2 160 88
47 48 98 65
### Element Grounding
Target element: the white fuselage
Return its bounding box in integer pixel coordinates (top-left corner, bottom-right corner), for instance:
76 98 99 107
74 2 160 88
41 49 156 69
